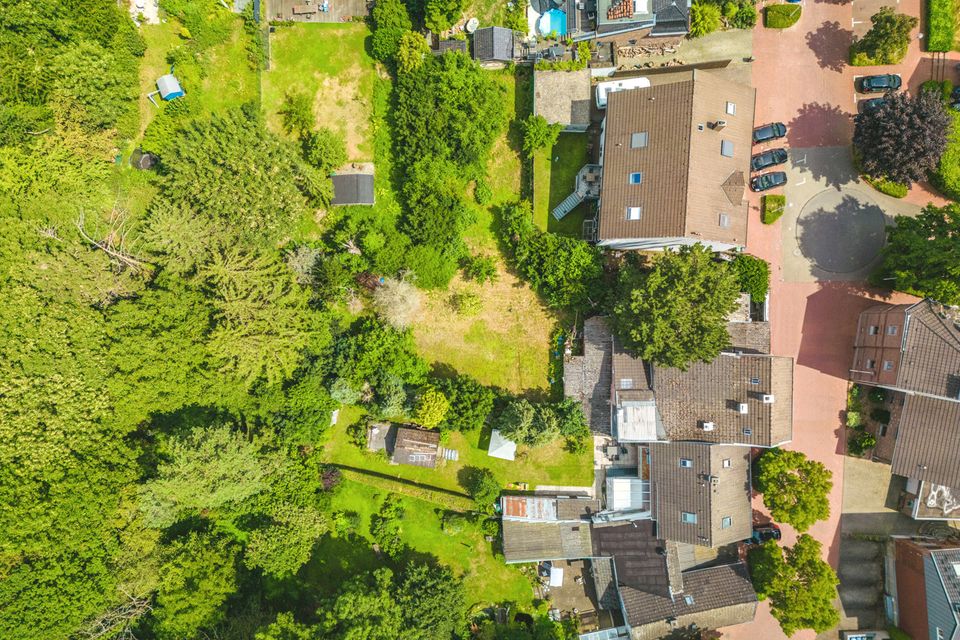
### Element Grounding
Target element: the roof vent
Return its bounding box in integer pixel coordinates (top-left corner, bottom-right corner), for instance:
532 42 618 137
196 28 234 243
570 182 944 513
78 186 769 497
701 421 715 432
762 394 775 404
715 120 727 130
738 403 749 414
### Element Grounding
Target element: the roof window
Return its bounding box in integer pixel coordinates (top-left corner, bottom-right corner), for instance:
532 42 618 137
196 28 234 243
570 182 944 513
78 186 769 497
721 516 732 529
681 512 697 524
719 213 730 228
630 172 643 185
721 140 734 157
626 206 642 221
726 101 736 115
631 132 648 148
679 458 693 468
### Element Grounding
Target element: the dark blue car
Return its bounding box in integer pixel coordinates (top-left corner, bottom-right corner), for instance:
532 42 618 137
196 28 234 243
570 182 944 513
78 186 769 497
751 147 788 172
752 122 787 144
858 74 902 93
751 171 787 192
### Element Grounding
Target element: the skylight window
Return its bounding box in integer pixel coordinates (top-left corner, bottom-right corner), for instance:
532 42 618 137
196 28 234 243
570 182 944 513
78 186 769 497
630 172 643 185
721 516 732 529
719 213 730 228
721 140 734 158
631 132 648 148
626 206 642 221
681 512 697 524
726 101 736 116
679 458 693 468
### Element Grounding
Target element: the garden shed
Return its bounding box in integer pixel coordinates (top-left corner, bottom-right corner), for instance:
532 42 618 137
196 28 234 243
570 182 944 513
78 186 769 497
487 429 517 461
331 173 375 206
156 74 185 101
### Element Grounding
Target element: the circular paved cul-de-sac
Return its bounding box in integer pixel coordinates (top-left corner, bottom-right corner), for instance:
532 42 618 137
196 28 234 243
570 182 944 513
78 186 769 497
795 187 887 274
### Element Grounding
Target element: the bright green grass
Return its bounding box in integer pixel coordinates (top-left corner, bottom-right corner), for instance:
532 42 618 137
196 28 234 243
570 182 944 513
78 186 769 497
195 21 260 114
532 133 590 236
313 479 534 607
261 22 376 160
323 406 593 493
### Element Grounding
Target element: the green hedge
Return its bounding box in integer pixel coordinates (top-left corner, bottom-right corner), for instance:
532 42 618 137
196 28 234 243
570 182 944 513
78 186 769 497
931 109 960 200
850 50 882 66
761 194 786 223
927 0 955 52
764 4 801 28
338 468 475 511
864 175 909 198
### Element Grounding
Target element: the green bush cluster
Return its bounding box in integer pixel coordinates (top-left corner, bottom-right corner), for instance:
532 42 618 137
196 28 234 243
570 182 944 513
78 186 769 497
850 8 917 65
534 41 592 70
926 0 955 52
844 383 887 456
762 194 786 224
932 109 960 200
764 4 801 29
731 253 770 303
689 2 722 37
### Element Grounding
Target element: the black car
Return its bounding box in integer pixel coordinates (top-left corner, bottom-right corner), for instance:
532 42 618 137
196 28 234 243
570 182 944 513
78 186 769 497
751 147 788 172
858 74 902 93
748 524 782 544
859 97 887 114
752 122 787 144
751 171 787 192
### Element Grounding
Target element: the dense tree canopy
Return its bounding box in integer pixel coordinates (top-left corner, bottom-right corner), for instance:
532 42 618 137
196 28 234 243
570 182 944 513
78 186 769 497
851 7 918 65
870 203 960 304
754 449 833 532
611 244 740 370
854 90 950 184
748 535 840 635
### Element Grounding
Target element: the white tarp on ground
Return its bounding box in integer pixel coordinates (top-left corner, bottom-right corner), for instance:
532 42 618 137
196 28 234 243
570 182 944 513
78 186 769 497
549 566 564 587
488 429 517 461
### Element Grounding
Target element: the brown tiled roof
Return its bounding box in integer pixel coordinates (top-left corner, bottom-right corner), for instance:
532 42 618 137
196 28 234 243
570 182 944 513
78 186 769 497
897 300 960 399
534 69 592 128
891 394 960 487
597 70 755 246
650 442 752 547
620 563 757 638
564 316 614 434
501 520 593 563
653 353 793 446
591 520 672 597
392 426 440 468
612 336 652 391
727 321 771 354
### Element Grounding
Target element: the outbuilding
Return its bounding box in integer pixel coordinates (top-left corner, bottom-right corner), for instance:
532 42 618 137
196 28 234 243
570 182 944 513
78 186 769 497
331 173 375 206
156 74 185 101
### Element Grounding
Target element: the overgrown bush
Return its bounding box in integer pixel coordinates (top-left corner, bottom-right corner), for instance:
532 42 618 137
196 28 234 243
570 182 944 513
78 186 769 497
868 387 886 403
689 1 722 37
449 289 482 315
762 194 786 224
864 175 909 198
848 430 877 456
434 374 496 432
927 0 955 52
731 254 770 302
731 1 758 28
870 408 891 424
473 178 493 205
846 411 862 428
764 4 801 28
462 254 498 284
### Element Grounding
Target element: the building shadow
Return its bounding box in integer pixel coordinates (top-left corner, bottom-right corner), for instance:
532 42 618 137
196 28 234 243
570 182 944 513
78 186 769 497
787 102 854 148
806 21 853 72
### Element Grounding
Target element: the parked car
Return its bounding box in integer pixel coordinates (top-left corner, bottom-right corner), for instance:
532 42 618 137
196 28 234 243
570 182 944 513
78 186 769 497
751 171 787 192
858 97 887 114
752 122 787 144
858 74 902 93
748 524 782 544
751 147 788 172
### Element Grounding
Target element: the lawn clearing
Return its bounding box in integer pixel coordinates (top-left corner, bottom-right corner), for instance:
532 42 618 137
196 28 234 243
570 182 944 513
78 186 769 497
137 23 182 137
315 480 534 607
323 407 593 494
532 133 591 236
262 23 377 160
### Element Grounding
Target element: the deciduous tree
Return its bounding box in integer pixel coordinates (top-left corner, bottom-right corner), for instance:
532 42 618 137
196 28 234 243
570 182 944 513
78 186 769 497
852 7 918 65
854 90 949 184
371 0 412 61
754 449 833 532
611 244 739 370
869 203 960 304
521 114 563 157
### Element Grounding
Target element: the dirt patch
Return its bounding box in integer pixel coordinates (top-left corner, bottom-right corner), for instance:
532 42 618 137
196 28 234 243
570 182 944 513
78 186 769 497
313 67 370 161
410 259 556 393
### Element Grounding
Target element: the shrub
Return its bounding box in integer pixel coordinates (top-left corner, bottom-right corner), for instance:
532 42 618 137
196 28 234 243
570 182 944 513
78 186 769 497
764 4 801 28
461 467 501 511
870 408 891 424
372 277 423 330
723 1 738 20
868 387 886 403
479 518 499 537
521 114 563 158
474 178 493 205
689 1 722 37
449 289 483 315
846 411 862 428
442 511 471 534
462 254 498 284
414 386 450 428
762 194 786 224
922 79 945 94
864 175 909 198
848 430 877 455
927 0 955 52
932 110 960 200
731 254 770 302
733 2 758 28
302 128 347 174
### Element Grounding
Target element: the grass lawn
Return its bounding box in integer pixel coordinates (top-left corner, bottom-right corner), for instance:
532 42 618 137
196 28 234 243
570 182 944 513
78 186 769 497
261 22 377 161
137 23 182 137
310 479 534 608
532 133 591 236
323 406 593 492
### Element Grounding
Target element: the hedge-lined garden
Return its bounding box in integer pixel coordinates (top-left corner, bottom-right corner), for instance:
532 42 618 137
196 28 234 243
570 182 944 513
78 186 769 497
926 0 955 52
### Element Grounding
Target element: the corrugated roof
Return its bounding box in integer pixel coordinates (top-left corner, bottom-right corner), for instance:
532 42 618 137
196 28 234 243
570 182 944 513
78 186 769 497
501 520 593 563
650 442 752 547
597 71 755 246
891 395 960 488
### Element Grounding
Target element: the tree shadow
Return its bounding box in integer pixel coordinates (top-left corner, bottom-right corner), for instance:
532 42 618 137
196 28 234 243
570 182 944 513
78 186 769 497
786 102 854 148
790 147 859 191
795 194 886 274
806 21 852 72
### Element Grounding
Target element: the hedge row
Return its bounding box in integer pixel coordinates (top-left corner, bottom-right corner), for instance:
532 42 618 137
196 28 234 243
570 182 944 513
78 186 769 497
764 4 801 29
927 0 955 52
338 467 475 511
761 194 786 224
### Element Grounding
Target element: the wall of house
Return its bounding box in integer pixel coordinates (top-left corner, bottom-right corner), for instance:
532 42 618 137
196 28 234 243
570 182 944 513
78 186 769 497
851 307 908 387
895 539 932 640
596 236 740 252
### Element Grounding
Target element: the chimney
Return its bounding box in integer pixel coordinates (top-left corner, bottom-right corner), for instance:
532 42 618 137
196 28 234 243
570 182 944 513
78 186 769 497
714 119 727 131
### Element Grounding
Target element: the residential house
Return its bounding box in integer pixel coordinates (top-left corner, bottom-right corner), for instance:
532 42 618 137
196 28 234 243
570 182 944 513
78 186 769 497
582 70 756 251
472 27 519 64
893 538 960 640
501 495 600 563
850 300 960 520
331 173 375 206
529 0 691 44
649 442 752 548
502 506 758 639
533 69 592 132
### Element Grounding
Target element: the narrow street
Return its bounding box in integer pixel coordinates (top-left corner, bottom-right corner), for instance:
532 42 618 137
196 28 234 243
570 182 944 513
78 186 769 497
718 0 948 636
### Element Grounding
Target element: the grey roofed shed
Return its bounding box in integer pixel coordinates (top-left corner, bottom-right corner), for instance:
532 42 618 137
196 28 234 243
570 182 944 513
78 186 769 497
156 74 185 101
472 26 515 62
331 174 375 206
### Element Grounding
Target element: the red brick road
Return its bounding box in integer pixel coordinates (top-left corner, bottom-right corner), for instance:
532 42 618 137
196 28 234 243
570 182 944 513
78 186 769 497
718 2 939 636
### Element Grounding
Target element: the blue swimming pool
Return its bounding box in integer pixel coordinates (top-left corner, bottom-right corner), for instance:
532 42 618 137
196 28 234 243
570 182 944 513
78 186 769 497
538 8 567 36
